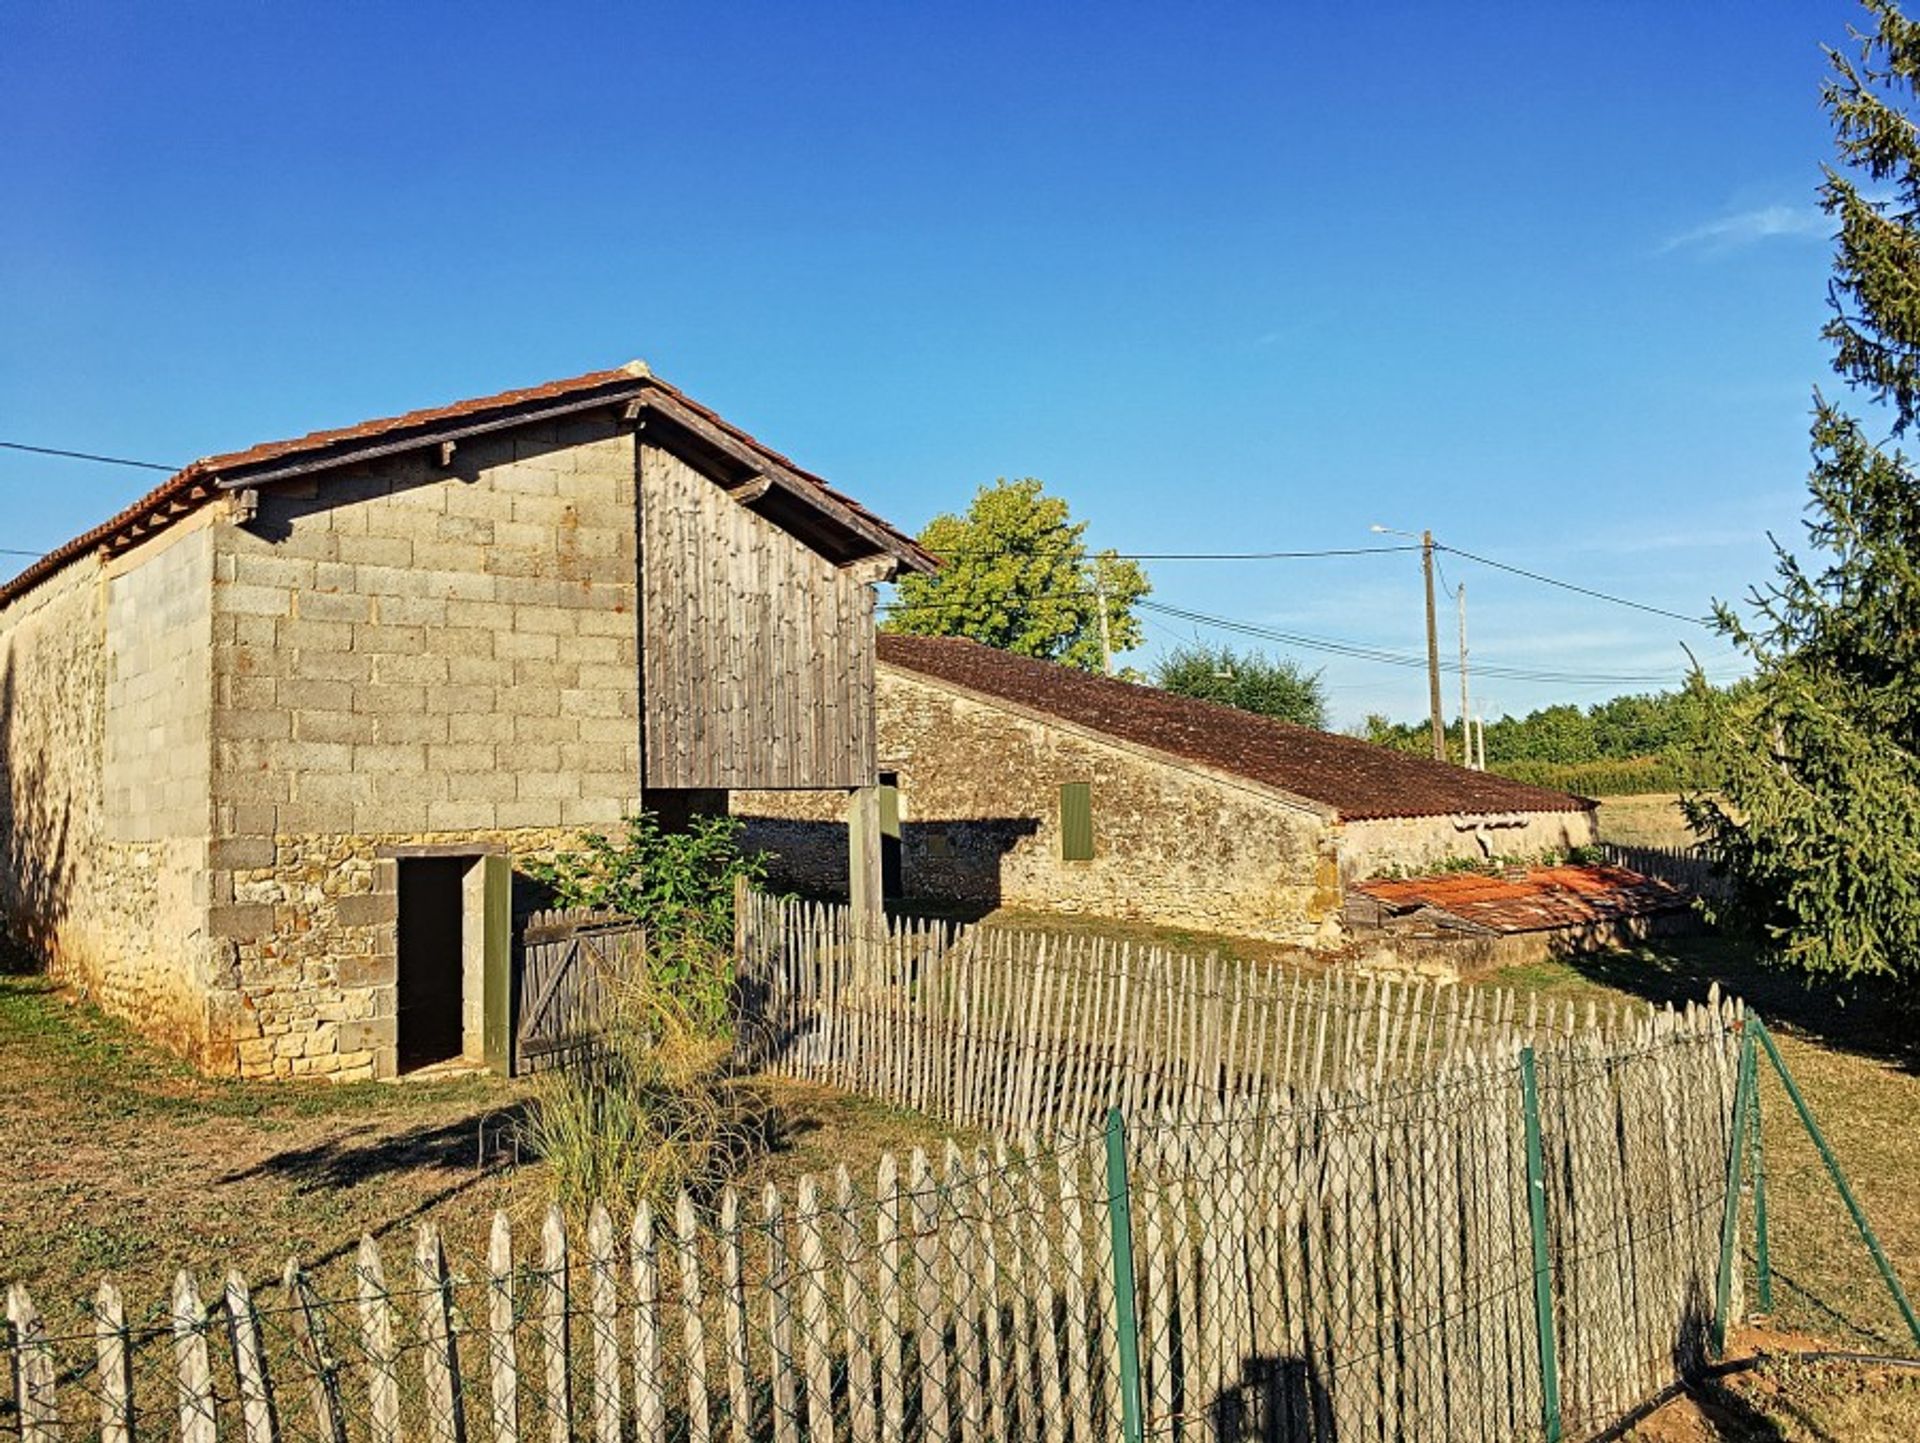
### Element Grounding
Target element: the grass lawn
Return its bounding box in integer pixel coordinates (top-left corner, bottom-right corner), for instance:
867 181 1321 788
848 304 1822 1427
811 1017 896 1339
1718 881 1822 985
1594 791 1701 849
0 976 952 1325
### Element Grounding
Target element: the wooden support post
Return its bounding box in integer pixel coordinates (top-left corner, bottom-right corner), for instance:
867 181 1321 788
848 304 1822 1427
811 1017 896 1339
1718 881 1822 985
847 784 883 955
1713 1021 1757 1355
482 853 514 1075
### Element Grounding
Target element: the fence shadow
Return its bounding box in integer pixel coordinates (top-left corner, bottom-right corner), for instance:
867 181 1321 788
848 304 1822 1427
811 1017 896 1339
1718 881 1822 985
1568 936 1919 1073
1203 1353 1334 1442
216 1104 531 1191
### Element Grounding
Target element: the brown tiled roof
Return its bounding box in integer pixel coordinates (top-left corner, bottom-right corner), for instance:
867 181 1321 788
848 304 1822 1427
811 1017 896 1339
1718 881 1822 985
1 363 935 606
876 634 1596 821
1352 864 1688 933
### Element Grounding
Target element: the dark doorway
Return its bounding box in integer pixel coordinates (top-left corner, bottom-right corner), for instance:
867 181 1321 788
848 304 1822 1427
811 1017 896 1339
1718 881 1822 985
397 857 466 1072
879 771 903 900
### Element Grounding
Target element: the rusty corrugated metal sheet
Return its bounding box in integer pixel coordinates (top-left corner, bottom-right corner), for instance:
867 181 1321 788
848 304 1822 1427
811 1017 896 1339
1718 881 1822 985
1352 864 1689 933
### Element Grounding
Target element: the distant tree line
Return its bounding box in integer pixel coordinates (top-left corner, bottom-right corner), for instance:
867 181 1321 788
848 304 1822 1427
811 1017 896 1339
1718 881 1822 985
1358 688 1720 795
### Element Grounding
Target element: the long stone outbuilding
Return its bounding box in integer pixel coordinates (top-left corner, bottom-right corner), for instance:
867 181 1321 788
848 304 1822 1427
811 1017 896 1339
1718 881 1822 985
0 364 933 1079
734 635 1599 945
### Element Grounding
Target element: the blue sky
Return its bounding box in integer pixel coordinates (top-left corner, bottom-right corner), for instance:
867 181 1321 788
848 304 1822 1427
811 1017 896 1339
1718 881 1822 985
0 1 1862 726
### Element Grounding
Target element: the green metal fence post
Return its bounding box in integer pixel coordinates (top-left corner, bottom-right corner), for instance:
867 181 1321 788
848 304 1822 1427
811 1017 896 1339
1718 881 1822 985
1750 1049 1773 1317
1519 1048 1563 1443
1105 1108 1146 1443
1753 1018 1920 1351
1713 1018 1758 1355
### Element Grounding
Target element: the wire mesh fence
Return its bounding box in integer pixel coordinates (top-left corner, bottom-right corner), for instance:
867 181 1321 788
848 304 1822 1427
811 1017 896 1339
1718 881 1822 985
5 984 1743 1443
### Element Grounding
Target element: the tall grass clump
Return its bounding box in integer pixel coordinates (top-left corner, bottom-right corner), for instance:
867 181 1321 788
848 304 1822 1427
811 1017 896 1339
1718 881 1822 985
522 814 773 1219
524 951 768 1221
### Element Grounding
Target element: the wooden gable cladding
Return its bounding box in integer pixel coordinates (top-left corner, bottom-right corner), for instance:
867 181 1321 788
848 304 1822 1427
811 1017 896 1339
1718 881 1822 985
641 442 876 789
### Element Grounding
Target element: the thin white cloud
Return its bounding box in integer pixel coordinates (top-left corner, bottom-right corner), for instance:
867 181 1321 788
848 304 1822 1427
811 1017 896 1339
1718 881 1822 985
1661 204 1827 255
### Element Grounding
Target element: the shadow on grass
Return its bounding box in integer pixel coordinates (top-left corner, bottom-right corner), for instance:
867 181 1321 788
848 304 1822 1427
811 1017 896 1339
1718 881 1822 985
219 1105 533 1191
1566 934 1919 1074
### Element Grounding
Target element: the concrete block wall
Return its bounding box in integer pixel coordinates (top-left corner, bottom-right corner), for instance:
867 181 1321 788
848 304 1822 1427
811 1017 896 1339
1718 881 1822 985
104 525 214 841
206 418 644 1077
1 525 219 1058
735 667 1342 945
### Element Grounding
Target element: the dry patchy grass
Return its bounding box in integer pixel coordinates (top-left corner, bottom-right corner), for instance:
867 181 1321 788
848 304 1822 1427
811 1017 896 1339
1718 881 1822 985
1595 792 1703 849
0 976 951 1322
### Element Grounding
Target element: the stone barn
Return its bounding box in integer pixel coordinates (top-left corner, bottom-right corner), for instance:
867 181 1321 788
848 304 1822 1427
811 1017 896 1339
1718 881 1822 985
0 363 932 1078
734 635 1598 945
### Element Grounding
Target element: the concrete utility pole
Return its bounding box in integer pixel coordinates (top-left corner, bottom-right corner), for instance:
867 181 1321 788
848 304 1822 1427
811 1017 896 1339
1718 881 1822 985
1372 523 1449 763
1422 529 1445 762
1457 581 1473 770
1093 558 1115 677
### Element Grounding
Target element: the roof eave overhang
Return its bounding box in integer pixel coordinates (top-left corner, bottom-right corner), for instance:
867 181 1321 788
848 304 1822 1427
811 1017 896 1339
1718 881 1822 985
209 381 933 577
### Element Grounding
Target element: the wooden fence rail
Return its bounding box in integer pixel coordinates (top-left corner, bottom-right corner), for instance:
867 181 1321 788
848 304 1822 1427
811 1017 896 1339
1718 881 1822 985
733 890 1691 1141
3 1002 1740 1443
1598 843 1727 905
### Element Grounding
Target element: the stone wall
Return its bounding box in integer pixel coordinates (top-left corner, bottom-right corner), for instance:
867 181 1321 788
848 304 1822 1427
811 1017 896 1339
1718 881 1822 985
204 418 645 1078
1338 808 1597 881
218 826 578 1079
1 522 218 1058
735 667 1342 945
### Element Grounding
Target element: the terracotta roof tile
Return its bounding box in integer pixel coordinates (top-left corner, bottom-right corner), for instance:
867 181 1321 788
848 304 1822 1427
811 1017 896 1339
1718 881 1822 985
876 634 1595 822
1 363 933 606
1352 864 1688 933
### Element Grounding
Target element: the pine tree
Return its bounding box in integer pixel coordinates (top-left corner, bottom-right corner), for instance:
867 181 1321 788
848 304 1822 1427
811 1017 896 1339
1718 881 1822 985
1688 0 1920 982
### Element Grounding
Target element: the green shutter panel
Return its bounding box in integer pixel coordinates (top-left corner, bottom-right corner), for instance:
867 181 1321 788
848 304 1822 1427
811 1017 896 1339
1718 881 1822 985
1060 782 1094 861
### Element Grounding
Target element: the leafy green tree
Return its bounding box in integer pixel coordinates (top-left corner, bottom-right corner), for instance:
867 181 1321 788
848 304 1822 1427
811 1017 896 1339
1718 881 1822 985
1687 0 1920 983
884 479 1150 672
1155 644 1328 728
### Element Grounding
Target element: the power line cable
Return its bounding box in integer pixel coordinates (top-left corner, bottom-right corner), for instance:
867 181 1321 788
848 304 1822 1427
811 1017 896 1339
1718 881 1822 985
0 436 1726 623
878 589 1737 687
0 440 179 472
897 534 1715 625
918 542 1424 561
1137 598 1710 685
1433 542 1711 626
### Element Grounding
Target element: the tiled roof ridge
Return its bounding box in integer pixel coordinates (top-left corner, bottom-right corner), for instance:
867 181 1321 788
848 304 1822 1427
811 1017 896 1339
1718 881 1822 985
1 363 932 606
875 632 1595 821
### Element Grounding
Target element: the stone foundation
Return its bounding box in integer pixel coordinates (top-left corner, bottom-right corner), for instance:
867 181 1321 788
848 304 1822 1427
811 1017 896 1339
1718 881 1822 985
212 826 584 1080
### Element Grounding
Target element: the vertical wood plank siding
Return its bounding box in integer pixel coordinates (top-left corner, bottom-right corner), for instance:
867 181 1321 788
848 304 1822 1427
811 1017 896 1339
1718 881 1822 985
641 444 876 790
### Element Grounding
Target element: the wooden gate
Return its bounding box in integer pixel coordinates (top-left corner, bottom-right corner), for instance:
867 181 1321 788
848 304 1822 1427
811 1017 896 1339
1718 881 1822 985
512 908 648 1073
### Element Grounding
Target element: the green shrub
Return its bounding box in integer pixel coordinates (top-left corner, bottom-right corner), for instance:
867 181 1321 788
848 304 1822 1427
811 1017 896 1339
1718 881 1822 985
525 812 767 1034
